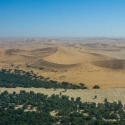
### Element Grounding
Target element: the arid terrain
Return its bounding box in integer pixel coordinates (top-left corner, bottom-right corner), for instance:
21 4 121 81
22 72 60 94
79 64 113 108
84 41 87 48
1 87 125 104
0 37 125 104
0 38 125 89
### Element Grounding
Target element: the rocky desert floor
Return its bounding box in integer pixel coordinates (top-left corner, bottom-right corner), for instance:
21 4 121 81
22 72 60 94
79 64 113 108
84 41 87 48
0 37 125 103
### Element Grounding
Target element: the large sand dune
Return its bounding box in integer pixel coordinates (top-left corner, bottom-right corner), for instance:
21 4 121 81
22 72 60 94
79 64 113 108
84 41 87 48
44 47 114 65
44 47 85 64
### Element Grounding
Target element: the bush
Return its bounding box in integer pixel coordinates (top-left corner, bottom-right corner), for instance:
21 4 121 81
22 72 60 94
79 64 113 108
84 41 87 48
93 85 100 89
39 67 45 70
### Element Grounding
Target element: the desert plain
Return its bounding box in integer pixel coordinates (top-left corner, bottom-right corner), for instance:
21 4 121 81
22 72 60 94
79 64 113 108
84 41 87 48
0 37 125 104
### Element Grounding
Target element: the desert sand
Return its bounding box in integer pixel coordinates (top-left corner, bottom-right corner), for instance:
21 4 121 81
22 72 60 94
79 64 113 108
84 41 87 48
0 38 125 89
1 87 125 104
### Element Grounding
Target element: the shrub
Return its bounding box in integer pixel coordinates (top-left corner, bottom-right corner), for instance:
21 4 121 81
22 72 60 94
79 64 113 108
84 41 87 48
93 85 100 89
39 67 45 70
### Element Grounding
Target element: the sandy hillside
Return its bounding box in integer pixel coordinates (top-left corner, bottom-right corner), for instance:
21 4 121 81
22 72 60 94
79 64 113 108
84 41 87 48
44 46 114 65
0 48 33 68
44 47 86 64
26 46 125 89
0 38 125 89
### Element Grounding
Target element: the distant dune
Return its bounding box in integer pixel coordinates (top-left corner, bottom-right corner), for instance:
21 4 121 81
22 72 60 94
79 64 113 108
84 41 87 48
5 49 26 54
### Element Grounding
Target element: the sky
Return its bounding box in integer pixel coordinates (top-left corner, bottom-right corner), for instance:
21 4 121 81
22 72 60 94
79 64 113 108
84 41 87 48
0 0 125 37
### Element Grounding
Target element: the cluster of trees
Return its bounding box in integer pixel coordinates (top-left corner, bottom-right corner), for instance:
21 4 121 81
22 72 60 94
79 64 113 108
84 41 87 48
0 69 88 89
0 90 125 125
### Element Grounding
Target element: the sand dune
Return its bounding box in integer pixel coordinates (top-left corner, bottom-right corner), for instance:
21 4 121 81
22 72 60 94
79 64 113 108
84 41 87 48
44 47 114 65
32 47 57 53
85 43 118 48
83 43 121 51
5 49 27 55
0 38 125 89
44 47 84 64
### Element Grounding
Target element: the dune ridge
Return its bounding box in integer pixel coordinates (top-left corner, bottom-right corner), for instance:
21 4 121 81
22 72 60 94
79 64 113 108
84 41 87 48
44 47 115 65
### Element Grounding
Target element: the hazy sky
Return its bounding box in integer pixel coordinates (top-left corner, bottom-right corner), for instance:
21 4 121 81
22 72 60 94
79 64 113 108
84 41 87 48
0 0 125 37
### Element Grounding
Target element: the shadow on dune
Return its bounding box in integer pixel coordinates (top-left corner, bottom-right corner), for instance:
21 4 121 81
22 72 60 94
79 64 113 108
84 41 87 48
92 59 125 69
31 59 78 69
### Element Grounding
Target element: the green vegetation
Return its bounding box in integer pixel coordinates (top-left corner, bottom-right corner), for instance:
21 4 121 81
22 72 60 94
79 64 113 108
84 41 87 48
93 85 100 89
0 68 125 124
0 90 125 125
0 69 87 89
39 67 45 70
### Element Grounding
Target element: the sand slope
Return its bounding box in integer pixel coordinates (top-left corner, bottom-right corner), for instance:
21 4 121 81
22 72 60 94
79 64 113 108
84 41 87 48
44 47 84 64
44 47 114 65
